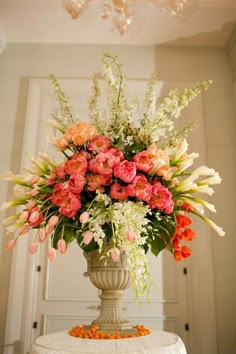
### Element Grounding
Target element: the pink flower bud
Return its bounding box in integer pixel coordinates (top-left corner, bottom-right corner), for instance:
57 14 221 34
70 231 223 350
19 211 29 222
38 228 47 243
7 239 16 250
126 230 136 241
48 248 56 262
79 212 89 224
48 215 59 227
110 247 120 263
45 223 54 236
19 224 30 235
26 199 36 211
57 239 67 255
29 242 38 255
30 175 40 185
29 211 40 223
30 187 39 196
83 231 93 245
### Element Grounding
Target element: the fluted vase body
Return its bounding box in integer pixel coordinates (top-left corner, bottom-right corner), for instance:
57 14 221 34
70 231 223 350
84 250 133 332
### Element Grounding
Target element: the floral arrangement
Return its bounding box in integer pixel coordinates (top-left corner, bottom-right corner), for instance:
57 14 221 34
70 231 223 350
1 53 224 299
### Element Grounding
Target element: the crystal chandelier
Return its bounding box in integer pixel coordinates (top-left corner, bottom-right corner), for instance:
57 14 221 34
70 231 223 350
62 0 187 35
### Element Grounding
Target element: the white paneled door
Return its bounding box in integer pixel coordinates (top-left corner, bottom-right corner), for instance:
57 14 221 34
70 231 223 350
5 78 217 354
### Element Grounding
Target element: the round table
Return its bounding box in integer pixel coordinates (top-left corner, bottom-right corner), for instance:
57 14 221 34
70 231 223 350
30 330 187 354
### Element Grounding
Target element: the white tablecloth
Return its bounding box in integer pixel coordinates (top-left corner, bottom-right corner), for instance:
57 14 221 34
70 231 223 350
30 330 187 354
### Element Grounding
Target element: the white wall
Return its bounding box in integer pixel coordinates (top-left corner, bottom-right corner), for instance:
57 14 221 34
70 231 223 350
0 43 235 354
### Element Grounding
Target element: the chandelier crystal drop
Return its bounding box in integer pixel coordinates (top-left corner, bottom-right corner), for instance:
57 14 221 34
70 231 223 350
62 0 187 35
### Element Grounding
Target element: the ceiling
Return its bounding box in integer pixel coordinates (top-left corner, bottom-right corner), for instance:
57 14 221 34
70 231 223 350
0 0 236 50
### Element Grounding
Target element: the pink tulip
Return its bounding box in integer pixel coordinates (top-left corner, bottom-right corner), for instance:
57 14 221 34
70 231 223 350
48 248 56 262
79 212 89 224
30 187 39 196
126 230 136 241
7 239 16 250
38 228 47 243
57 239 67 255
19 211 29 221
19 224 30 235
48 215 59 227
111 247 120 263
45 223 54 236
83 231 94 245
29 242 38 255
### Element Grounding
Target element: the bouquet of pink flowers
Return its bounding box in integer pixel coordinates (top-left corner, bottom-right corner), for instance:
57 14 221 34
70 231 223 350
1 53 224 298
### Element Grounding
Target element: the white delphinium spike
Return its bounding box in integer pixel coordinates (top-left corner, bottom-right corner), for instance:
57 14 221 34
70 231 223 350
45 119 65 133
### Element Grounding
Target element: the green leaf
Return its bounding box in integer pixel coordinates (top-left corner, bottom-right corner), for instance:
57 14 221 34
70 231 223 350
150 236 166 257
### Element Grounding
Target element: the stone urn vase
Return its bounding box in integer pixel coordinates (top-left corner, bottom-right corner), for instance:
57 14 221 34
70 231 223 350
84 250 134 333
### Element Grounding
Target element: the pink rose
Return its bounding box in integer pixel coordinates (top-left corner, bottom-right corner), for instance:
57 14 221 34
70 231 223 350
148 181 173 210
110 183 128 200
55 164 67 179
78 150 91 160
57 239 67 255
65 155 88 176
87 174 107 192
110 248 120 263
59 205 80 218
89 153 114 176
68 174 86 194
113 160 136 183
83 231 94 245
52 182 81 218
79 211 89 224
88 135 111 153
107 148 124 165
48 247 57 262
133 152 153 172
126 175 152 202
163 200 175 214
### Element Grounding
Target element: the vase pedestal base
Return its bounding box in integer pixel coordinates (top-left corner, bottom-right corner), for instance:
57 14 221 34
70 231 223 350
90 289 135 333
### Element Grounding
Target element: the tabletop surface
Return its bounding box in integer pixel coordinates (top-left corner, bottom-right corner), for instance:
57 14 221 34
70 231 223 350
30 330 187 354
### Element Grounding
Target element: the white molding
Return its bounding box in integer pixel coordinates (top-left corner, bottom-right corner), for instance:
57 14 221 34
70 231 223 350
225 25 236 53
0 32 6 54
197 0 236 7
4 80 46 354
